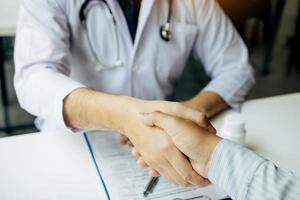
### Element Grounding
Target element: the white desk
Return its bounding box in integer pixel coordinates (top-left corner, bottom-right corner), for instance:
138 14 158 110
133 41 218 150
0 133 107 200
0 93 299 199
0 0 20 36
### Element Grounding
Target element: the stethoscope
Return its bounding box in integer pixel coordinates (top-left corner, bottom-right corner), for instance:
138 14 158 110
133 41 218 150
79 0 173 70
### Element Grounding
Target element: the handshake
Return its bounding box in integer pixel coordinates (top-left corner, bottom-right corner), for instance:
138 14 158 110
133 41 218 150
119 100 223 187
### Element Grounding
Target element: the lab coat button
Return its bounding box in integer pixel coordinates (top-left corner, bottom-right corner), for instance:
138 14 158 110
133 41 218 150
133 64 139 71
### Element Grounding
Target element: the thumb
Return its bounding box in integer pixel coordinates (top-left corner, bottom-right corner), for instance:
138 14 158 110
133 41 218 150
139 111 180 138
139 112 155 126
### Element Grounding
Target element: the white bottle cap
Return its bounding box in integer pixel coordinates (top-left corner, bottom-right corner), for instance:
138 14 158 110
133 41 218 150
222 113 246 134
219 112 246 145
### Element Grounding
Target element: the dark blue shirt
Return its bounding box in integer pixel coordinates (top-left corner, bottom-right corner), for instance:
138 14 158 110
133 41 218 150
118 0 141 41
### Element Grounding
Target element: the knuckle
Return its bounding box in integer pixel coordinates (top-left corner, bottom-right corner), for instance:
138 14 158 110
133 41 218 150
159 141 174 154
159 145 171 155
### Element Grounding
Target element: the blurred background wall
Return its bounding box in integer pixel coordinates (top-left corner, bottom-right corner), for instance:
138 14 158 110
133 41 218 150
0 0 299 137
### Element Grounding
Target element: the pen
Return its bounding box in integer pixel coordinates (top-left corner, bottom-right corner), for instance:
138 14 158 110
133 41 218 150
143 177 160 197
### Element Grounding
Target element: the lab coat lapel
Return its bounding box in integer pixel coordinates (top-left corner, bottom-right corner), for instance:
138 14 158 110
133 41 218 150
132 0 155 59
106 0 133 48
106 0 155 62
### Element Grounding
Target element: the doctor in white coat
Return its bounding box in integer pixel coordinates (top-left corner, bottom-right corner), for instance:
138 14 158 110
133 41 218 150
14 0 254 187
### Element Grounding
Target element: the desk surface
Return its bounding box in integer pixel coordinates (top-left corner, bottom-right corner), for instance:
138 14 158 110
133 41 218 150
0 93 299 199
243 93 300 175
0 0 20 36
0 133 106 200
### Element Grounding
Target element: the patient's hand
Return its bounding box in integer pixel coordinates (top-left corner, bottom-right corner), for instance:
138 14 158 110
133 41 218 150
136 111 222 179
120 101 216 147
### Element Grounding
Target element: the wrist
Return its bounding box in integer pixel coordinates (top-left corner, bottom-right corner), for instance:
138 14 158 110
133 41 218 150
202 135 223 177
183 92 228 118
105 95 141 134
182 98 208 117
63 88 142 132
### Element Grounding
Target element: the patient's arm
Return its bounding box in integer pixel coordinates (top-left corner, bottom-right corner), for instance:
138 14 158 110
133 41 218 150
139 112 300 200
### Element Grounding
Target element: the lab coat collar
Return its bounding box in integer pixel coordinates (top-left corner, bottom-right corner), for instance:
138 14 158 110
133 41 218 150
106 0 155 61
133 0 155 58
106 0 132 47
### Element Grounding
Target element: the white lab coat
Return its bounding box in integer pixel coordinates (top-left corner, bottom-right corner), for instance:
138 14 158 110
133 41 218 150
14 0 255 132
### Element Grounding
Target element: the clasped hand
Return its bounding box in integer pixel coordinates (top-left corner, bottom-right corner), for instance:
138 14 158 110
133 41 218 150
119 99 220 187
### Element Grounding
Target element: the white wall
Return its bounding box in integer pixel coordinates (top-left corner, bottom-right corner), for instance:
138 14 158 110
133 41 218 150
0 0 21 36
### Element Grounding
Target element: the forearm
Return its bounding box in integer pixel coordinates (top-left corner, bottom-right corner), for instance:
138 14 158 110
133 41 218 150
63 88 134 132
208 140 265 199
183 91 228 118
247 159 300 199
208 140 300 199
63 88 214 136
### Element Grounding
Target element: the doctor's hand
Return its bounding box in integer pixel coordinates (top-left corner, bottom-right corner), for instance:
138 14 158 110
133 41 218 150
124 118 209 187
136 111 222 179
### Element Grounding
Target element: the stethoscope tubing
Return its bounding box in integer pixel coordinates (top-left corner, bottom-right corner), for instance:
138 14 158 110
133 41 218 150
80 0 114 25
79 0 173 70
80 0 173 40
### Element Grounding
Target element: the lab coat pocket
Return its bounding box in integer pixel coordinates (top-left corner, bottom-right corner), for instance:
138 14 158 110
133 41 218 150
157 22 198 84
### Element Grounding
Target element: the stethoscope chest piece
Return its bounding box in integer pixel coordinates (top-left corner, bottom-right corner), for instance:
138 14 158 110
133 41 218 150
160 0 173 42
160 23 172 42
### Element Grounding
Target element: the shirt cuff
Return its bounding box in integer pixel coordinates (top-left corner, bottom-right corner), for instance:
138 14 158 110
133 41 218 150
42 72 86 132
208 139 265 200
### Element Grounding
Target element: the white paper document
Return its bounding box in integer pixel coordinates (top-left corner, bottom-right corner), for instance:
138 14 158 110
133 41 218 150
87 132 227 200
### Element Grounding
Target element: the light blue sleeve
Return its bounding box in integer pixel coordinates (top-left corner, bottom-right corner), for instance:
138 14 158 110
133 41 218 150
208 139 300 200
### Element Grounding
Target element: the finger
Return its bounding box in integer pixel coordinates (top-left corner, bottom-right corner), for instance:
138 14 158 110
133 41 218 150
140 111 181 138
146 159 178 186
127 141 134 147
152 161 188 187
143 111 216 135
143 111 215 136
149 157 192 187
163 160 193 187
140 111 169 128
168 103 216 132
131 148 141 157
137 158 149 168
120 135 129 144
149 169 160 177
168 149 209 187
